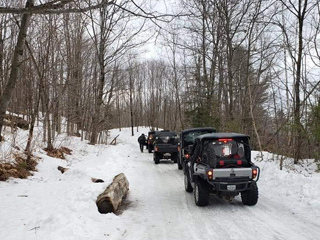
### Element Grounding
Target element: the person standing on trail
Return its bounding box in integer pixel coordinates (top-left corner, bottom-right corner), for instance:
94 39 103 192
138 133 146 152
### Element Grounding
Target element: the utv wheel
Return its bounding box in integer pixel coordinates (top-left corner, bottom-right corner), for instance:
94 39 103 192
202 144 217 168
172 153 178 163
194 179 210 206
178 161 183 170
177 153 183 170
241 182 259 206
154 153 160 164
184 174 193 193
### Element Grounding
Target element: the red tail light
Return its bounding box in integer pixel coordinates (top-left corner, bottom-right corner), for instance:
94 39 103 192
252 169 258 179
219 160 224 166
218 138 233 143
237 160 242 165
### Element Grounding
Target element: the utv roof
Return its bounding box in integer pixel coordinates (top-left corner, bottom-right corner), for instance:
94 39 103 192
196 132 249 140
155 130 177 135
181 127 216 134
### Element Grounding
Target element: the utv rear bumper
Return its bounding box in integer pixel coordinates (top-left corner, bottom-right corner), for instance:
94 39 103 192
192 163 260 193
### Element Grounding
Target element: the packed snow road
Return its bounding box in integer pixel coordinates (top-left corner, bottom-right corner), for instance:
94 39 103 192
120 130 320 240
0 127 319 240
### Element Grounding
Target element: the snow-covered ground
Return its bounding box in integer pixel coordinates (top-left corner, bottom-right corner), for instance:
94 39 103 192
0 127 320 240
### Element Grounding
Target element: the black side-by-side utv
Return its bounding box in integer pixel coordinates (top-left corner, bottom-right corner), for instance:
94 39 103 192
153 130 179 164
184 133 260 206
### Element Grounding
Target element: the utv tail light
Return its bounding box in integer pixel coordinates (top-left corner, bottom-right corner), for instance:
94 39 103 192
252 169 258 179
218 138 233 143
185 154 190 159
237 160 242 165
219 160 224 166
207 169 213 180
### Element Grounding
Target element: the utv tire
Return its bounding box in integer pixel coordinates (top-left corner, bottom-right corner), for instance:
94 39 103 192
194 178 210 206
154 153 160 164
184 174 193 193
241 182 259 206
202 144 217 168
178 161 183 170
177 153 183 170
171 153 178 163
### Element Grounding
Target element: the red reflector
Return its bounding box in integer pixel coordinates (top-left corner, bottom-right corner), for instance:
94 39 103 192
219 160 224 166
237 160 242 165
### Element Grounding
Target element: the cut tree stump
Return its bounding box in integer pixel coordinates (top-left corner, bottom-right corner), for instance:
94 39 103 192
96 173 129 214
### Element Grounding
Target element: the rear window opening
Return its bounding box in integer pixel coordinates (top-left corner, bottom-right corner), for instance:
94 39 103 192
210 139 245 159
156 133 177 144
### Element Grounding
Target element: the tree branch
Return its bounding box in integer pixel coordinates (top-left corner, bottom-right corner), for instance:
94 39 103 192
0 0 115 14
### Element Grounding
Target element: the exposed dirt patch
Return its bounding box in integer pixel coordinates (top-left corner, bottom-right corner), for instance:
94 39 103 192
45 146 72 159
0 154 39 181
60 147 72 155
44 147 72 159
4 114 29 130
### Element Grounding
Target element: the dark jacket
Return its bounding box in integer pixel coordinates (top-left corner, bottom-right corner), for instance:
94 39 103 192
138 135 146 144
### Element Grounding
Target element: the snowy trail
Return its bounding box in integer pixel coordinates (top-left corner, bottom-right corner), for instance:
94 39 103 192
0 127 319 240
111 130 320 240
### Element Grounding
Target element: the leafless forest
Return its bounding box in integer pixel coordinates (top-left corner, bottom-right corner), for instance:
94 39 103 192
0 0 320 164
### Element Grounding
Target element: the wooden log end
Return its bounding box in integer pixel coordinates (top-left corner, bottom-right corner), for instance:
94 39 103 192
57 166 69 174
97 196 114 214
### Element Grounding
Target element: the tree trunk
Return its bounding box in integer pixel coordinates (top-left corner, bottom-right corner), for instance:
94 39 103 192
293 0 308 164
0 0 34 138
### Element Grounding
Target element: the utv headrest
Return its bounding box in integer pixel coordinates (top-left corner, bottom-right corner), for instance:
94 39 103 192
231 141 238 155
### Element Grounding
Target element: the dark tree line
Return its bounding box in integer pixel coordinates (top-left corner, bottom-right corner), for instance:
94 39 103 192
0 0 320 167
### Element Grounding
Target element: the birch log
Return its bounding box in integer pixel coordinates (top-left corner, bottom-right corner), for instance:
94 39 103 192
96 173 129 214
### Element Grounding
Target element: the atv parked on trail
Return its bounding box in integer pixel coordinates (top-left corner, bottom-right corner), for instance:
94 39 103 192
153 130 179 164
146 131 155 153
184 133 260 206
178 127 216 170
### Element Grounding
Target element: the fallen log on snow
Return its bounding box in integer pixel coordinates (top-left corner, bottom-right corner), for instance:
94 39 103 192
96 173 129 214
